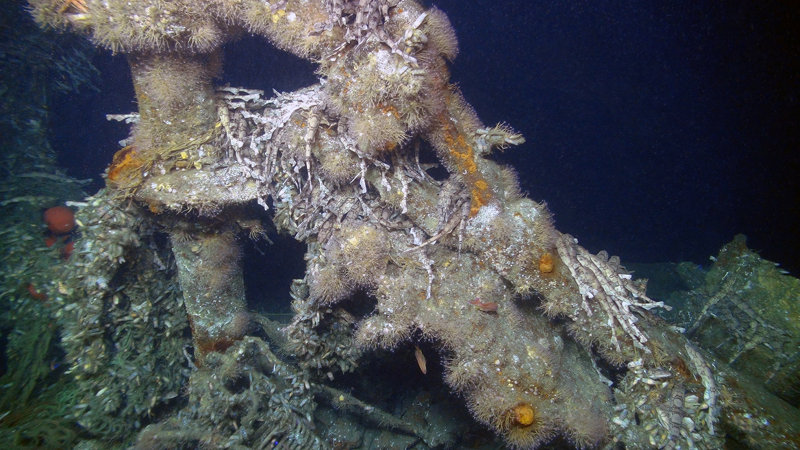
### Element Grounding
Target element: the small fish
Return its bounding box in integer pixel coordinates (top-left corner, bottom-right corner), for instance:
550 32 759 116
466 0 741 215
414 345 427 374
469 298 498 313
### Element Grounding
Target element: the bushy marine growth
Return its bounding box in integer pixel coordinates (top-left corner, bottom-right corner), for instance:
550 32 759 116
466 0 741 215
221 81 633 448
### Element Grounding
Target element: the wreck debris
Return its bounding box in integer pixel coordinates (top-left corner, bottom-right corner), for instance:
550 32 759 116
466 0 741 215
16 0 800 448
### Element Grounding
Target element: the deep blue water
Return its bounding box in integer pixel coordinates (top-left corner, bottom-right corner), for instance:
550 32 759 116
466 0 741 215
49 1 800 273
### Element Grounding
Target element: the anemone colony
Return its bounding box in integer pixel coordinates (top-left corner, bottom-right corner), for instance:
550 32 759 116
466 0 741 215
24 0 799 448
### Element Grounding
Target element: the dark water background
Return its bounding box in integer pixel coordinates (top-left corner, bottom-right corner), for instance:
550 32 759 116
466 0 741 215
49 1 800 274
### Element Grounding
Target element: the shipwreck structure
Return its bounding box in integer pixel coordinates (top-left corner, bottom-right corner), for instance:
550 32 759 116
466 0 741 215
20 0 800 448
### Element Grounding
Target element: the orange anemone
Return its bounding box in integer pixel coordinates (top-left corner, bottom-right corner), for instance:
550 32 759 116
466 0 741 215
43 206 75 235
